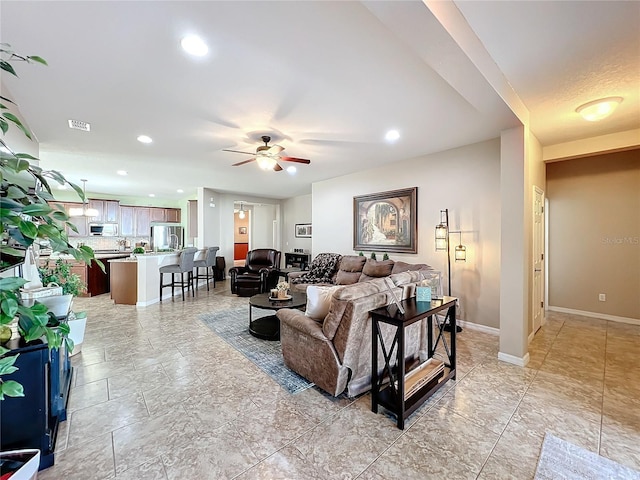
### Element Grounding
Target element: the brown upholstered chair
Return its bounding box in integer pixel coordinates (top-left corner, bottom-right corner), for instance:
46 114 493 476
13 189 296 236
229 248 281 297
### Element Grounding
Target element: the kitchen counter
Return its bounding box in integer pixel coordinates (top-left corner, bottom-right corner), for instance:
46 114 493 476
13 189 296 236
108 249 206 306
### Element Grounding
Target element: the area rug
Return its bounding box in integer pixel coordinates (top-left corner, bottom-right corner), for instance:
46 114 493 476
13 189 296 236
535 433 640 479
199 307 314 395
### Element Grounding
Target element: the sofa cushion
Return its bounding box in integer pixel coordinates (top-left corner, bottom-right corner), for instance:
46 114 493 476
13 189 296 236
305 285 340 321
340 255 367 272
336 270 362 285
359 259 394 282
391 261 432 274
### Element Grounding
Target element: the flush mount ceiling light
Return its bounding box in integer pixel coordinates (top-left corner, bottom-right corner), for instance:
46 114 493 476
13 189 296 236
137 135 153 144
385 129 400 142
181 35 208 56
576 97 623 122
68 179 99 217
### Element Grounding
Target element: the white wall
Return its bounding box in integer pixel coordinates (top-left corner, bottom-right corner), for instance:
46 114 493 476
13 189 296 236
313 139 501 328
282 194 312 254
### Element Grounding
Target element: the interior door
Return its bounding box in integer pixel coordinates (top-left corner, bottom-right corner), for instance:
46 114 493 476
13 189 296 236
532 186 545 333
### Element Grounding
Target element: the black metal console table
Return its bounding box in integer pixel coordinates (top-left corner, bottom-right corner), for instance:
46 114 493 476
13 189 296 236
370 296 457 429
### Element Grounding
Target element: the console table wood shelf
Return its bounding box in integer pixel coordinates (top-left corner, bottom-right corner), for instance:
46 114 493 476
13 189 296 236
370 296 457 429
284 252 310 270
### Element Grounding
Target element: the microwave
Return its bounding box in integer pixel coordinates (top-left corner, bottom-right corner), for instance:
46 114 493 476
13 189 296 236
89 223 118 236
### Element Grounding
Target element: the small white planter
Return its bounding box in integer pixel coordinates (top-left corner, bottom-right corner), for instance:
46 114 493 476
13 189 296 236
0 449 40 480
67 312 87 356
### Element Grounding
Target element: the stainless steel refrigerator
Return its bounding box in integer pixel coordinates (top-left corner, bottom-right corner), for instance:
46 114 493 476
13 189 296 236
150 223 184 250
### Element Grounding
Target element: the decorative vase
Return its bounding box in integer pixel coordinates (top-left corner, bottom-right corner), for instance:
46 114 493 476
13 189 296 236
67 311 87 356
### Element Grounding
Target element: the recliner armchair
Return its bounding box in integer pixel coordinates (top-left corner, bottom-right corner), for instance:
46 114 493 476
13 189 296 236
229 248 282 297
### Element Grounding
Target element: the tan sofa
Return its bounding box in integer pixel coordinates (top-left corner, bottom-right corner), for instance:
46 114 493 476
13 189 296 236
288 254 431 293
276 269 434 397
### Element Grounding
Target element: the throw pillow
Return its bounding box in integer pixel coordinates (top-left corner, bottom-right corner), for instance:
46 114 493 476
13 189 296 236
336 270 362 285
339 255 366 272
362 259 394 277
305 285 340 321
391 261 432 274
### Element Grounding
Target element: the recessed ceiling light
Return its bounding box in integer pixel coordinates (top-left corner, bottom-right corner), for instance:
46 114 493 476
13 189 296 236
176 189 184 193
148 193 155 197
137 135 153 144
117 170 128 176
181 35 208 57
286 166 297 174
576 97 623 122
385 129 400 142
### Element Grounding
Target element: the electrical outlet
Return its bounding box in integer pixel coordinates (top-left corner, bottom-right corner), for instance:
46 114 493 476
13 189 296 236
599 293 606 302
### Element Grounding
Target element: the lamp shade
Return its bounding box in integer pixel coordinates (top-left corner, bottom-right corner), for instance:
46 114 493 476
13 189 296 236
455 244 466 262
435 223 448 251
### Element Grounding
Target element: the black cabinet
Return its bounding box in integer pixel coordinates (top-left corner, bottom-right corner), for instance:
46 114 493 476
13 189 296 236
0 336 72 470
284 252 310 270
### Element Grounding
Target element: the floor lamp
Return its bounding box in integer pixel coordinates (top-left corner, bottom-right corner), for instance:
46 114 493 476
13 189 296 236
435 209 466 332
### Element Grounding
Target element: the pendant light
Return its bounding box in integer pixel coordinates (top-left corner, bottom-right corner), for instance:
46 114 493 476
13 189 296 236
238 203 246 219
68 179 99 217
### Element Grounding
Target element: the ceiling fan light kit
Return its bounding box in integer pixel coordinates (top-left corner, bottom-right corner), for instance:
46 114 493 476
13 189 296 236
224 135 310 172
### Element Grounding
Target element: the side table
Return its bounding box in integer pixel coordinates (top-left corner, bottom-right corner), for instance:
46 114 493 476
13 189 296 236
370 296 457 429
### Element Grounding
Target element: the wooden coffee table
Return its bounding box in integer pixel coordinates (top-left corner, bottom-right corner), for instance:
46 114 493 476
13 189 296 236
249 292 306 340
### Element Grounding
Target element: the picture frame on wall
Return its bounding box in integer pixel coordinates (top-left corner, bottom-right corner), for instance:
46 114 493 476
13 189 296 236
295 223 312 238
238 227 247 235
353 187 417 253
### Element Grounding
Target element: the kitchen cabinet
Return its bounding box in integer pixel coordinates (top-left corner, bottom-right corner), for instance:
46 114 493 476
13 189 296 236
87 199 120 223
63 202 88 237
150 207 165 222
135 207 151 237
166 208 181 223
188 200 198 238
120 206 135 236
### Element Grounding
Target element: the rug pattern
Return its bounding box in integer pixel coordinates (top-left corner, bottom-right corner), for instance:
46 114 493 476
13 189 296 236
199 307 314 395
535 433 640 480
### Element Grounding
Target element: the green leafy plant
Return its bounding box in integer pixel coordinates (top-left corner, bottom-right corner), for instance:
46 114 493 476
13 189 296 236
132 246 145 254
383 253 389 261
0 44 101 399
370 252 377 260
38 259 87 296
358 251 364 256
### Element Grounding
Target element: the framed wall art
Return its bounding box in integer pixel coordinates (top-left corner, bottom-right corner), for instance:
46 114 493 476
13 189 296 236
353 187 417 253
238 227 247 235
295 223 312 238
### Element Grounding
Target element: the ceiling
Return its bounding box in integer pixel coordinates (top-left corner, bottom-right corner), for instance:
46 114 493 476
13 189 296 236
1 1 638 201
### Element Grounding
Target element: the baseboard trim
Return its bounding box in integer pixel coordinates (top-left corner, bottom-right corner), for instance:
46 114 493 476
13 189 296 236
458 320 499 336
548 306 640 326
528 331 535 344
498 351 530 367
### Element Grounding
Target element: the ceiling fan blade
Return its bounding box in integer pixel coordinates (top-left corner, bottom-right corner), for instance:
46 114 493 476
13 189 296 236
223 149 257 155
273 162 283 172
268 145 284 154
232 158 256 166
280 156 311 164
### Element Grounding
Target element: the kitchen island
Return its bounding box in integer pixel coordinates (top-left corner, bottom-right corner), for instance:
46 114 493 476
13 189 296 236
109 250 205 306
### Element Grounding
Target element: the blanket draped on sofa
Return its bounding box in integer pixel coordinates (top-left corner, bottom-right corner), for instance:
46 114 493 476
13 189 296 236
290 252 342 285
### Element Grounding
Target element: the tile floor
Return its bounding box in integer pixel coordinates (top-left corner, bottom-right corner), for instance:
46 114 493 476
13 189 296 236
38 280 640 479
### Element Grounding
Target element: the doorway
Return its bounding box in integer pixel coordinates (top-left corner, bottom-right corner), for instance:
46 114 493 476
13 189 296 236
532 186 545 333
234 205 249 267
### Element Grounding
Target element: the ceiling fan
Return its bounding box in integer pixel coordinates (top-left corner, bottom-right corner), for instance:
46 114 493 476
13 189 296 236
223 135 311 171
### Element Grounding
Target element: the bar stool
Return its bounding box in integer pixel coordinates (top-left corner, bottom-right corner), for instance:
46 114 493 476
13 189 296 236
193 246 219 291
159 247 198 302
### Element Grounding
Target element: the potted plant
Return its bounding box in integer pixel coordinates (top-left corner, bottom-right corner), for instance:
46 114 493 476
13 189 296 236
38 259 88 355
0 44 101 398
